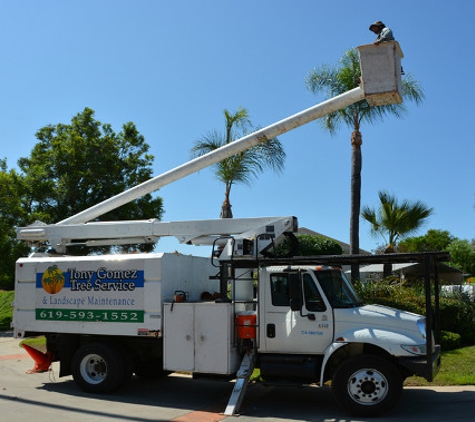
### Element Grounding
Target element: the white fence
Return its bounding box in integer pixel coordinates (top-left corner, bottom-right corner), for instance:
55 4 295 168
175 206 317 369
441 285 475 301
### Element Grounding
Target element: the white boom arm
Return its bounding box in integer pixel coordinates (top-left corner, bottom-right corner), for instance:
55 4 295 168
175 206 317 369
18 216 297 258
17 42 404 254
57 88 365 226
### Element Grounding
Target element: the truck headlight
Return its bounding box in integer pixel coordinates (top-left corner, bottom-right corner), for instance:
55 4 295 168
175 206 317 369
401 344 427 355
401 318 436 355
417 319 426 339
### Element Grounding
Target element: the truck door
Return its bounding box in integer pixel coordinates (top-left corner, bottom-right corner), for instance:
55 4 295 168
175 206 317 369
260 271 333 354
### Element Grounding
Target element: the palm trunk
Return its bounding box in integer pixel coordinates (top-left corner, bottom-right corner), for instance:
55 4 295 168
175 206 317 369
350 129 362 282
220 185 233 218
383 262 393 278
220 199 233 218
383 245 395 278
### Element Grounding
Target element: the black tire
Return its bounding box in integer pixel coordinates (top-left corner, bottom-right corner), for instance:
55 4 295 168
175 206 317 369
72 343 125 393
332 354 403 416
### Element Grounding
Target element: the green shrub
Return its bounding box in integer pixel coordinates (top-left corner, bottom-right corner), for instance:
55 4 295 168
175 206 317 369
273 233 343 257
0 290 14 331
438 295 475 344
355 278 475 346
0 274 13 291
440 331 462 351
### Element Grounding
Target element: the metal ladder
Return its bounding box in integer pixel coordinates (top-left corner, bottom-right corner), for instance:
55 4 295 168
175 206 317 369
224 348 256 415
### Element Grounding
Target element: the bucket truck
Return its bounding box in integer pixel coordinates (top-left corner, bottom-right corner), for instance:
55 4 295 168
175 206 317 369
12 42 447 416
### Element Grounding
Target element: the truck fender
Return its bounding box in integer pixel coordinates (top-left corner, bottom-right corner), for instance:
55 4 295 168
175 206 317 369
319 326 418 385
335 327 419 356
320 342 347 386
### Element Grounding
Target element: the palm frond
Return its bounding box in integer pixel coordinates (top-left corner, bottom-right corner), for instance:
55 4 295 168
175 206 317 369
305 65 341 97
190 131 223 156
306 48 425 134
362 190 433 248
190 108 287 213
401 74 425 105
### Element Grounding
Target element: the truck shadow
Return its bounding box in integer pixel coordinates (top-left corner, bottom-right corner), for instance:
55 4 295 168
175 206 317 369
36 374 233 418
239 384 475 421
35 375 475 421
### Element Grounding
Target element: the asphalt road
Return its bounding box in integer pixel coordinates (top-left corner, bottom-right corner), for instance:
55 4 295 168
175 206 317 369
2 332 475 422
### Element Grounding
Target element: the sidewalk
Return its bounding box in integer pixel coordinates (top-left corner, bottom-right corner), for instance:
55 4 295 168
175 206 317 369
0 331 30 362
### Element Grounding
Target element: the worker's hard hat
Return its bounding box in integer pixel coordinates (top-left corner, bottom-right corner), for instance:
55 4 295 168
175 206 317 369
369 21 385 30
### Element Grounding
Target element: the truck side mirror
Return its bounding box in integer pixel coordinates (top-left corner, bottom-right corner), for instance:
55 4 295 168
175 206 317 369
288 272 316 320
288 272 302 299
290 297 302 311
290 297 315 320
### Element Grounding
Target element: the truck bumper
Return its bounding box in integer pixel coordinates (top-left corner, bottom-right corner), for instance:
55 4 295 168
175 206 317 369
398 345 441 382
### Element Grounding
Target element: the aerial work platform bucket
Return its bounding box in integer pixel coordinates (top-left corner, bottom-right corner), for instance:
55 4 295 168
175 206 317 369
357 41 404 106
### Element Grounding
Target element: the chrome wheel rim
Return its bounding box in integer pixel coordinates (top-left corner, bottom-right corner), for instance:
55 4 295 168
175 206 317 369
347 367 389 405
79 353 107 385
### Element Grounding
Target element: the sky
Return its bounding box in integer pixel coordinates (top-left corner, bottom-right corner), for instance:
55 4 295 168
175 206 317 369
1 0 474 257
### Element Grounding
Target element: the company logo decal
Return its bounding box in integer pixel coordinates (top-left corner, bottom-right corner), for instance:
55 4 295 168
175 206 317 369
35 263 145 323
41 265 65 294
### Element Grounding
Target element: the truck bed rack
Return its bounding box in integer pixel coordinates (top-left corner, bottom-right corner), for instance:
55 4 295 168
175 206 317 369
219 251 450 268
221 251 450 383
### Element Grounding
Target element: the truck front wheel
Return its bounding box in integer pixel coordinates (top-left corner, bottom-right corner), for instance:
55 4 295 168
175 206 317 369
72 343 125 394
332 354 403 416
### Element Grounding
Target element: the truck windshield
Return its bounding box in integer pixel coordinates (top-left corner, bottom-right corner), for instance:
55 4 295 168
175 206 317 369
314 270 362 308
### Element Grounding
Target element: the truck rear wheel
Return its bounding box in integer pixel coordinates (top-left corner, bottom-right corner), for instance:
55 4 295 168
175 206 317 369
332 354 402 416
72 343 125 393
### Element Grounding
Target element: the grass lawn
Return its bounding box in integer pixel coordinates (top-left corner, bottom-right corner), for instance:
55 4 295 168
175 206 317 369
19 336 48 353
405 346 475 386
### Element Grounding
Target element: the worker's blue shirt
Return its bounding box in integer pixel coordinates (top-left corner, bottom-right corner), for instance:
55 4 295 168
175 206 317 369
377 27 395 42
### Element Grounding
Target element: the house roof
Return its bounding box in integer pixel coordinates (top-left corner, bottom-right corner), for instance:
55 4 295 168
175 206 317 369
357 262 462 275
358 263 416 273
352 262 464 284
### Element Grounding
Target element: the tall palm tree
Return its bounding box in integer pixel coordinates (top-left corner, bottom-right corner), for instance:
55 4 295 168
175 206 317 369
361 190 433 276
191 107 285 218
306 48 424 280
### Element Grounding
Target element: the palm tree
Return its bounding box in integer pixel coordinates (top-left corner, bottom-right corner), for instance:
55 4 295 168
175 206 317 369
191 107 286 218
306 48 425 280
361 190 433 277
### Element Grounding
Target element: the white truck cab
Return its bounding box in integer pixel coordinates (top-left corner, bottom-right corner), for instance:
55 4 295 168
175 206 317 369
250 263 438 415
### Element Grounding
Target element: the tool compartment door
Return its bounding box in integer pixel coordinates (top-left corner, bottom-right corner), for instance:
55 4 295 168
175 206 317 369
163 302 240 374
163 303 195 371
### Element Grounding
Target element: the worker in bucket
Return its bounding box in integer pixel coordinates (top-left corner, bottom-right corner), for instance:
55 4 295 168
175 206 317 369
369 20 394 45
369 20 404 74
